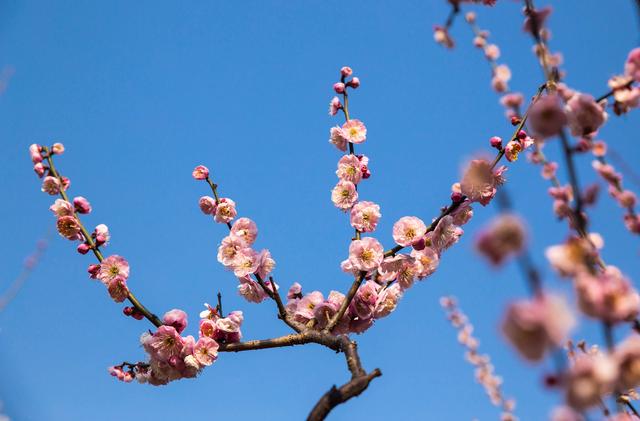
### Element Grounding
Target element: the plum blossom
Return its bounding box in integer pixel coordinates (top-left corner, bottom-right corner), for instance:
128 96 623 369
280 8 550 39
293 291 324 322
336 154 365 184
545 236 601 277
255 249 276 279
434 26 454 49
29 144 42 163
51 142 65 155
192 165 209 180
575 266 640 323
475 214 526 266
217 235 248 267
348 237 384 271
143 325 185 361
528 94 567 138
350 201 381 232
56 215 82 240
329 126 348 151
350 280 378 320
329 97 342 117
94 224 110 246
460 159 506 206
214 198 237 224
107 276 129 303
97 255 130 285
379 254 419 289
41 176 62 195
231 248 259 277
491 64 511 92
625 47 640 82
200 311 243 344
565 93 607 137
50 199 73 217
331 180 358 210
199 196 216 215
501 294 574 361
73 196 91 214
429 216 463 253
341 119 367 144
374 283 403 319
565 352 618 410
193 337 219 366
230 217 257 245
411 247 440 279
313 291 345 331
392 216 427 247
238 276 269 303
613 335 640 389
163 309 188 334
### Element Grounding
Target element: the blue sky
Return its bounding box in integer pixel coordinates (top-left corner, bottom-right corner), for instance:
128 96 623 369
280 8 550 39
1 1 639 420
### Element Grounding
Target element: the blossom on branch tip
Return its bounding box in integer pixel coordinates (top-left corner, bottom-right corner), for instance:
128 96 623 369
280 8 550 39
340 66 353 78
433 26 454 49
192 165 209 180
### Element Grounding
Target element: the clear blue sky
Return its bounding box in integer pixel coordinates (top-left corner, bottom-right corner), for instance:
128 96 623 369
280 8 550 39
1 1 639 420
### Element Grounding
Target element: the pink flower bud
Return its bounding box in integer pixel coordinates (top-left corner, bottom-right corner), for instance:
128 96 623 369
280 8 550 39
123 306 135 316
340 66 353 77
517 130 527 140
41 176 61 195
61 176 71 191
95 234 107 246
412 237 426 250
451 191 464 202
33 163 46 177
77 243 91 254
510 116 521 126
88 264 100 279
192 165 209 180
347 77 360 89
489 136 502 149
29 144 43 163
73 196 92 214
51 143 65 155
333 82 345 94
361 165 371 179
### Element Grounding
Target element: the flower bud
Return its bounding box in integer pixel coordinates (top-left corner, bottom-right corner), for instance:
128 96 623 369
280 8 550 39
73 196 92 214
77 243 91 254
192 165 209 180
52 143 65 155
333 82 345 94
33 163 46 177
88 264 100 279
347 77 360 89
451 191 464 203
340 66 353 77
489 136 503 149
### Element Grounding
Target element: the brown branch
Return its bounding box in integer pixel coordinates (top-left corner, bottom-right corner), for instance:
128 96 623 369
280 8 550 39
307 368 382 421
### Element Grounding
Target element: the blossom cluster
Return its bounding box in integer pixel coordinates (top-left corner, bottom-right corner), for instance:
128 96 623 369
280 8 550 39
109 307 243 385
441 296 517 421
606 48 640 116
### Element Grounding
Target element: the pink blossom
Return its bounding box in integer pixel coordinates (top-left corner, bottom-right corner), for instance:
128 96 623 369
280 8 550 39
333 82 345 94
542 162 558 180
202 311 243 343
192 165 209 180
430 216 463 253
144 325 185 362
475 214 526 266
56 215 82 240
107 276 129 303
612 335 640 390
625 47 640 82
73 196 91 214
163 309 188 334
565 352 618 410
194 337 219 366
379 254 418 289
347 311 374 334
460 159 505 206
433 26 454 49
294 291 324 321
329 97 342 117
29 144 42 163
237 276 268 303
575 266 640 323
255 249 276 279
484 44 500 60
350 280 378 320
41 176 62 195
565 93 607 137
33 162 46 177
340 66 353 77
331 180 358 210
97 255 130 285
199 196 216 215
341 119 367 144
231 248 259 277
545 236 599 277
347 77 360 89
313 292 343 330
214 198 237 224
625 213 640 234
230 217 258 245
51 142 65 155
350 201 381 232
348 237 384 272
94 224 110 246
549 406 584 421
287 282 303 301
217 235 249 267
491 64 511 92
500 93 524 109
592 160 621 185
411 247 440 279
392 216 427 247
528 94 567 138
450 200 474 226
503 140 523 162
50 199 73 217
329 126 347 151
336 154 364 184
501 294 574 361
374 283 403 319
